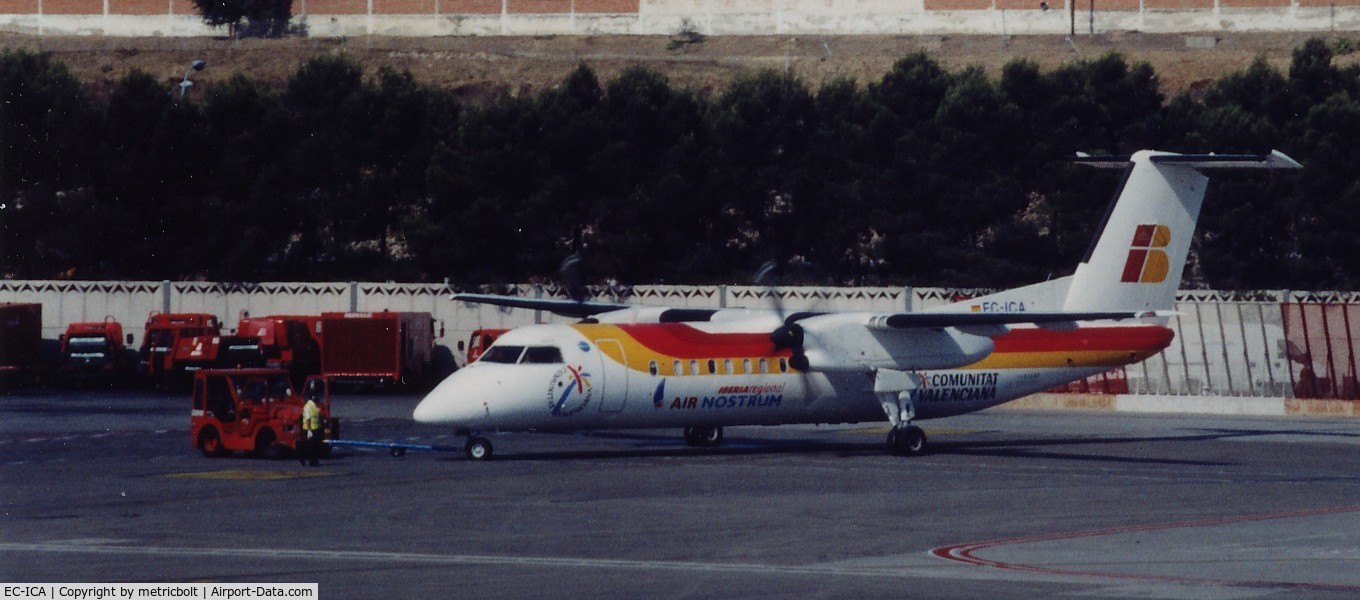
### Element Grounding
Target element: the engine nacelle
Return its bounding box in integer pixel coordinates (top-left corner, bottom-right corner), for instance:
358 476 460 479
796 314 995 372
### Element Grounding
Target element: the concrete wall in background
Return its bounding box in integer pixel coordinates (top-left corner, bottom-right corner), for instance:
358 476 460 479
2 0 1358 36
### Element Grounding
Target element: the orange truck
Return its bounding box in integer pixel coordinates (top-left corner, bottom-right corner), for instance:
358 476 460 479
191 369 338 458
58 318 133 385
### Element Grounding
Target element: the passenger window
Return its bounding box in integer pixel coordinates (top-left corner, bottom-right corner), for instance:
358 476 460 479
742 358 752 374
649 361 659 376
707 359 716 375
723 359 733 374
481 345 525 364
690 360 699 376
521 347 564 364
758 358 769 374
779 358 789 373
673 360 683 376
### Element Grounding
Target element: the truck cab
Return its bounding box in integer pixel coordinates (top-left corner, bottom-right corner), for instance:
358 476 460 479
58 319 132 386
462 328 509 366
191 369 338 458
140 313 221 390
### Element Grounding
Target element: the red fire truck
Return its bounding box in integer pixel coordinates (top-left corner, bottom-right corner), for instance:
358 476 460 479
191 369 338 458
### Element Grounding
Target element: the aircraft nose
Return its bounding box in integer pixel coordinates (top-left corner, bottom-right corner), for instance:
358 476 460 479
412 371 489 426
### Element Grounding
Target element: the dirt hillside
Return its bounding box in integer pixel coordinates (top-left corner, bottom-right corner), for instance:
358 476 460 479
3 30 1358 100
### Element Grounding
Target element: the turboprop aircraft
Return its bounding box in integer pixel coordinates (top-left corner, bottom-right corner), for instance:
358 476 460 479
414 150 1300 460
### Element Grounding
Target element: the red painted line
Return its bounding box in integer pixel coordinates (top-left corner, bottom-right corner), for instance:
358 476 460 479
931 505 1360 591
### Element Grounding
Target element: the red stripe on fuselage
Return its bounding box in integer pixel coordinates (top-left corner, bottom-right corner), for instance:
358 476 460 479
992 326 1175 354
615 323 789 359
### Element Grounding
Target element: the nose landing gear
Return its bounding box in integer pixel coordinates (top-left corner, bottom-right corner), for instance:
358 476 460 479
464 434 493 460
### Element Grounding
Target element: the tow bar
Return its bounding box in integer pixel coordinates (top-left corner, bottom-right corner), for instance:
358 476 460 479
325 439 462 458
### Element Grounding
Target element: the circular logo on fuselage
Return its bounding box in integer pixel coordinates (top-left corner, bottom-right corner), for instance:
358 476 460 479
547 364 593 417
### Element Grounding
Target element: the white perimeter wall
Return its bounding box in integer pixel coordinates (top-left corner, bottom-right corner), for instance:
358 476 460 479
2 0 1358 36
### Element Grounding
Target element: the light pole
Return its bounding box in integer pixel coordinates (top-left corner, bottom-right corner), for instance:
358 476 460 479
176 59 207 100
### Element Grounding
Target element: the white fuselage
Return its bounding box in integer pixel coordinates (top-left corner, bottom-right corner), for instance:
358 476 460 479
413 321 1168 433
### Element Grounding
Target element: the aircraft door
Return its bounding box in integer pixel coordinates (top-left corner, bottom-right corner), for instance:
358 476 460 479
594 339 628 413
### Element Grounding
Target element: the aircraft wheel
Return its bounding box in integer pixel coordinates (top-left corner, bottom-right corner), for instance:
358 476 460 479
886 428 901 456
465 436 493 461
682 427 699 446
894 425 928 456
685 426 723 447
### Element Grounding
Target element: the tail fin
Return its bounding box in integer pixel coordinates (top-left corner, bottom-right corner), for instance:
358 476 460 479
1062 150 1300 313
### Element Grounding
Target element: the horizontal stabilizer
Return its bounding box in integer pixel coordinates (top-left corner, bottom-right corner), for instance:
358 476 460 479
1073 150 1302 171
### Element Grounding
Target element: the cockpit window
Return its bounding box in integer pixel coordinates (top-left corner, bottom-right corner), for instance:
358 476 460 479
480 345 525 364
477 345 563 364
521 347 563 364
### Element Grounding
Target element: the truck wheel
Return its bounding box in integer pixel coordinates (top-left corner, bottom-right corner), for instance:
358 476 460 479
200 429 226 458
253 429 279 459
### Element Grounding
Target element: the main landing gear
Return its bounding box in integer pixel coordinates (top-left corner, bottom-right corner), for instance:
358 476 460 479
876 369 929 457
683 426 723 448
886 425 927 456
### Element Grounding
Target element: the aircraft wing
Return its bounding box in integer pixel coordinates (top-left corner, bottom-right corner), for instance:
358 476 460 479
452 293 633 318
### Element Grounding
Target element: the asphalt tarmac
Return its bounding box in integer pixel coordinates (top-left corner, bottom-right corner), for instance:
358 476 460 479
3 389 1359 599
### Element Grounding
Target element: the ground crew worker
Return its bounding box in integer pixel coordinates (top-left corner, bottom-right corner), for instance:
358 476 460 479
300 396 322 466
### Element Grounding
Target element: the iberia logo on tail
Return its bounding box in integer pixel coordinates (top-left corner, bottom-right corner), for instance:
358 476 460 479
1120 224 1171 283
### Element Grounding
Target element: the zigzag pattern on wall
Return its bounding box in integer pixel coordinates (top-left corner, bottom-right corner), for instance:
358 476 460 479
361 284 451 297
631 287 717 300
1288 291 1360 304
1177 289 1285 303
0 281 162 294
913 288 997 302
174 282 349 296
727 287 905 301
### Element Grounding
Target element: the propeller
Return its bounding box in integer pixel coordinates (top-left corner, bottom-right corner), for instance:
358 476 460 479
757 259 812 372
557 252 588 304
